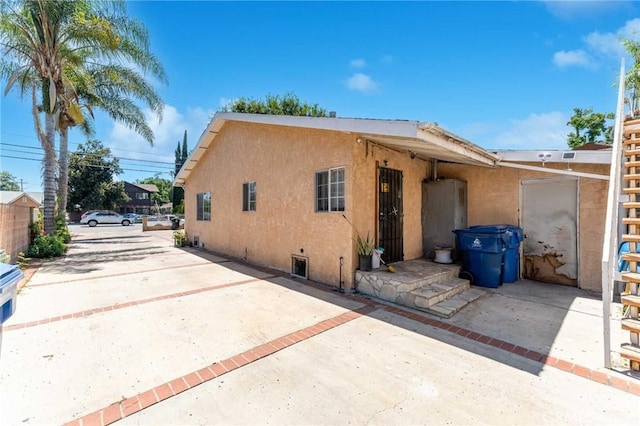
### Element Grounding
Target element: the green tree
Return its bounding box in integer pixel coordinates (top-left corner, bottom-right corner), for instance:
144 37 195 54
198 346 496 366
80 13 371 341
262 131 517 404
67 140 127 211
0 171 20 191
137 177 171 205
172 130 188 211
567 108 614 149
222 93 329 117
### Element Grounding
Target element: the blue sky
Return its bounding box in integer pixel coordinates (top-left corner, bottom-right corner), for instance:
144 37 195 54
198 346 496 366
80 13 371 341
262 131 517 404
1 0 640 192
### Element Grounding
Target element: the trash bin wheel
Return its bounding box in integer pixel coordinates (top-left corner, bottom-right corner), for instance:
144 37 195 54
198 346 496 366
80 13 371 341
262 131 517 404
459 270 474 286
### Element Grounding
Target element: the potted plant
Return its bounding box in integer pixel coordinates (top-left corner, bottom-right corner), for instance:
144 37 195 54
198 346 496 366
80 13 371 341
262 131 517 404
357 232 375 271
172 230 187 247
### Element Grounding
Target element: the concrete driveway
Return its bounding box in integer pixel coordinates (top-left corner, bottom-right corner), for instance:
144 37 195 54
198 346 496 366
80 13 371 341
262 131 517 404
0 225 638 425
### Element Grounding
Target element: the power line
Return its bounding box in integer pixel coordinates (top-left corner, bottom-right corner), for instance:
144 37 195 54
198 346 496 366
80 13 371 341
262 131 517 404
1 154 173 174
0 131 184 160
0 141 174 165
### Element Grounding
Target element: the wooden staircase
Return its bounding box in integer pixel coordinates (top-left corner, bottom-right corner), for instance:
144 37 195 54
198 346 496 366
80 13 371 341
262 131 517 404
620 118 640 371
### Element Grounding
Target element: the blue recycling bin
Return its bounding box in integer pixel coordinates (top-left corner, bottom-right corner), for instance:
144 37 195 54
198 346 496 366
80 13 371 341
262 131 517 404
470 225 523 283
0 263 23 354
454 228 507 288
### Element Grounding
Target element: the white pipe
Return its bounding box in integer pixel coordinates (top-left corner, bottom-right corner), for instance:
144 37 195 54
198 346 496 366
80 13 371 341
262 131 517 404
601 58 626 369
497 162 609 180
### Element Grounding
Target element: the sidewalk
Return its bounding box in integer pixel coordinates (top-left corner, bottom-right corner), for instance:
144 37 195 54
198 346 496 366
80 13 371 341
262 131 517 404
0 227 637 425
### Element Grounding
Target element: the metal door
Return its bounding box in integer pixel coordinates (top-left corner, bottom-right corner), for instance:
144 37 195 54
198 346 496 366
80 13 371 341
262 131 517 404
521 177 578 286
379 167 403 263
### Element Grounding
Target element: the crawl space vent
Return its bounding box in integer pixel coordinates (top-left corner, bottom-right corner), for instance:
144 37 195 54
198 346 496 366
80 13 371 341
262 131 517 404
291 255 308 279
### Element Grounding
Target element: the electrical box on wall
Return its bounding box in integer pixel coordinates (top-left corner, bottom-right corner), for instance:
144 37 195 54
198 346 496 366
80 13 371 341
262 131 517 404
422 179 467 259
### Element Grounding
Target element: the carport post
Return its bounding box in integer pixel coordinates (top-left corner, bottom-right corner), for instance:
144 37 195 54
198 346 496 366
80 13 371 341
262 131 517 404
601 59 625 369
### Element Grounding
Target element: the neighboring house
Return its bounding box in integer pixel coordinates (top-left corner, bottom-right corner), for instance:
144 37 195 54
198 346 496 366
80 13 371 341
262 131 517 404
0 191 41 263
121 182 159 215
174 112 612 293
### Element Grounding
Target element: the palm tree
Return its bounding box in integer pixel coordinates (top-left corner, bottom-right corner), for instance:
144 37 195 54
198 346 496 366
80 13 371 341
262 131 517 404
55 1 166 215
0 0 76 233
1 0 166 233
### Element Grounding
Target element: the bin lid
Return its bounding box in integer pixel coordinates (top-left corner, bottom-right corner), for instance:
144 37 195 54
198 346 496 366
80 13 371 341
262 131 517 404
0 263 24 288
468 224 524 244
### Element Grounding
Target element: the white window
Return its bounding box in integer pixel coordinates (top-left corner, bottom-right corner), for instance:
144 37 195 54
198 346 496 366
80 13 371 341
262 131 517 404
316 167 345 212
135 192 149 200
197 192 211 221
242 182 256 212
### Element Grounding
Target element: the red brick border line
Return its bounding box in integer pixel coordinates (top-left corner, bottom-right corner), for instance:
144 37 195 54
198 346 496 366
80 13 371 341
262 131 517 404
64 305 376 426
5 276 273 332
26 261 214 287
380 305 640 396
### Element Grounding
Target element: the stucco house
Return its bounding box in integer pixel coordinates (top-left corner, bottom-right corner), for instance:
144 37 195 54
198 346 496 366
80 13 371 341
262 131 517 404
174 112 611 293
0 191 41 263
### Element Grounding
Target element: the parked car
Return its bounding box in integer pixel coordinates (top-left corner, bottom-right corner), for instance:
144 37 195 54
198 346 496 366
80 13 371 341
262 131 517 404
122 213 143 223
80 211 132 227
146 214 184 227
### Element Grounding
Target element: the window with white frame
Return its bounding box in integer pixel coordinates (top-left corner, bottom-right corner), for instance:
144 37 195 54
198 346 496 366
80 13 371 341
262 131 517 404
197 192 211 221
135 192 149 200
242 182 256 211
315 166 345 212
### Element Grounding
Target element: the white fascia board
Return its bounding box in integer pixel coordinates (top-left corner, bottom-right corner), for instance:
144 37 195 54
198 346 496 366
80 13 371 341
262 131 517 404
218 112 421 138
494 150 612 164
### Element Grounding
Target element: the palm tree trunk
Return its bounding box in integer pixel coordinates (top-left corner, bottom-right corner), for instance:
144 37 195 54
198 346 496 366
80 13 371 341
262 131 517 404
57 126 69 218
42 112 57 235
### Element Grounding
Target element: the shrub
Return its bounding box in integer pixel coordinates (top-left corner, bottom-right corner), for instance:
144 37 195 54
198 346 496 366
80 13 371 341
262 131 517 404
27 235 67 258
55 215 72 243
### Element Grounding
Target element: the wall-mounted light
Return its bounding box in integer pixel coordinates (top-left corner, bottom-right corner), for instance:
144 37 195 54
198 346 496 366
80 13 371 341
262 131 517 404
382 159 388 167
356 138 362 144
410 151 416 159
538 152 552 167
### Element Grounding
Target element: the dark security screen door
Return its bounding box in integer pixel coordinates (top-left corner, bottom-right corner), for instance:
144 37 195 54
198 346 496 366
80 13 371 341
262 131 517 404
379 167 403 263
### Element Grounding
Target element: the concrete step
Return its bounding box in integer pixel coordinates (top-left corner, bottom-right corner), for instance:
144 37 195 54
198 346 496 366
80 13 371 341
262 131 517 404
420 287 486 319
409 277 470 309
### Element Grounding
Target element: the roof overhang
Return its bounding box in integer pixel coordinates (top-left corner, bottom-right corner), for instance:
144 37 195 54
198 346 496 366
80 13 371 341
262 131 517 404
174 112 499 187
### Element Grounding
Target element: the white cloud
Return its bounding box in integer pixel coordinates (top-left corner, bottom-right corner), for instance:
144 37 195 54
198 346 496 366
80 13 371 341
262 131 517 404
553 18 640 68
345 73 379 94
542 0 631 20
553 49 593 68
349 58 366 68
488 111 570 150
106 104 215 172
584 18 640 57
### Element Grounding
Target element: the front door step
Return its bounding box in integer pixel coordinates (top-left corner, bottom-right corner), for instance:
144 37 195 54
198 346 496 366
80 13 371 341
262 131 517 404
420 287 486 318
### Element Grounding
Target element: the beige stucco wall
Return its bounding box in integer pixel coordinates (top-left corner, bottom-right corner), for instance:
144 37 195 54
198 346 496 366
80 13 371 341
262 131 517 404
437 162 609 291
184 122 356 289
183 122 429 291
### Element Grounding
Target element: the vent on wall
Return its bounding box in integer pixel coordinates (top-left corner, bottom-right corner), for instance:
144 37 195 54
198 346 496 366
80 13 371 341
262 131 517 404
193 235 199 247
291 255 308 279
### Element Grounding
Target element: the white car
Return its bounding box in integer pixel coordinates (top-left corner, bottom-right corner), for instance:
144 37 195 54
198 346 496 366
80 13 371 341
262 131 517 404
80 211 132 227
